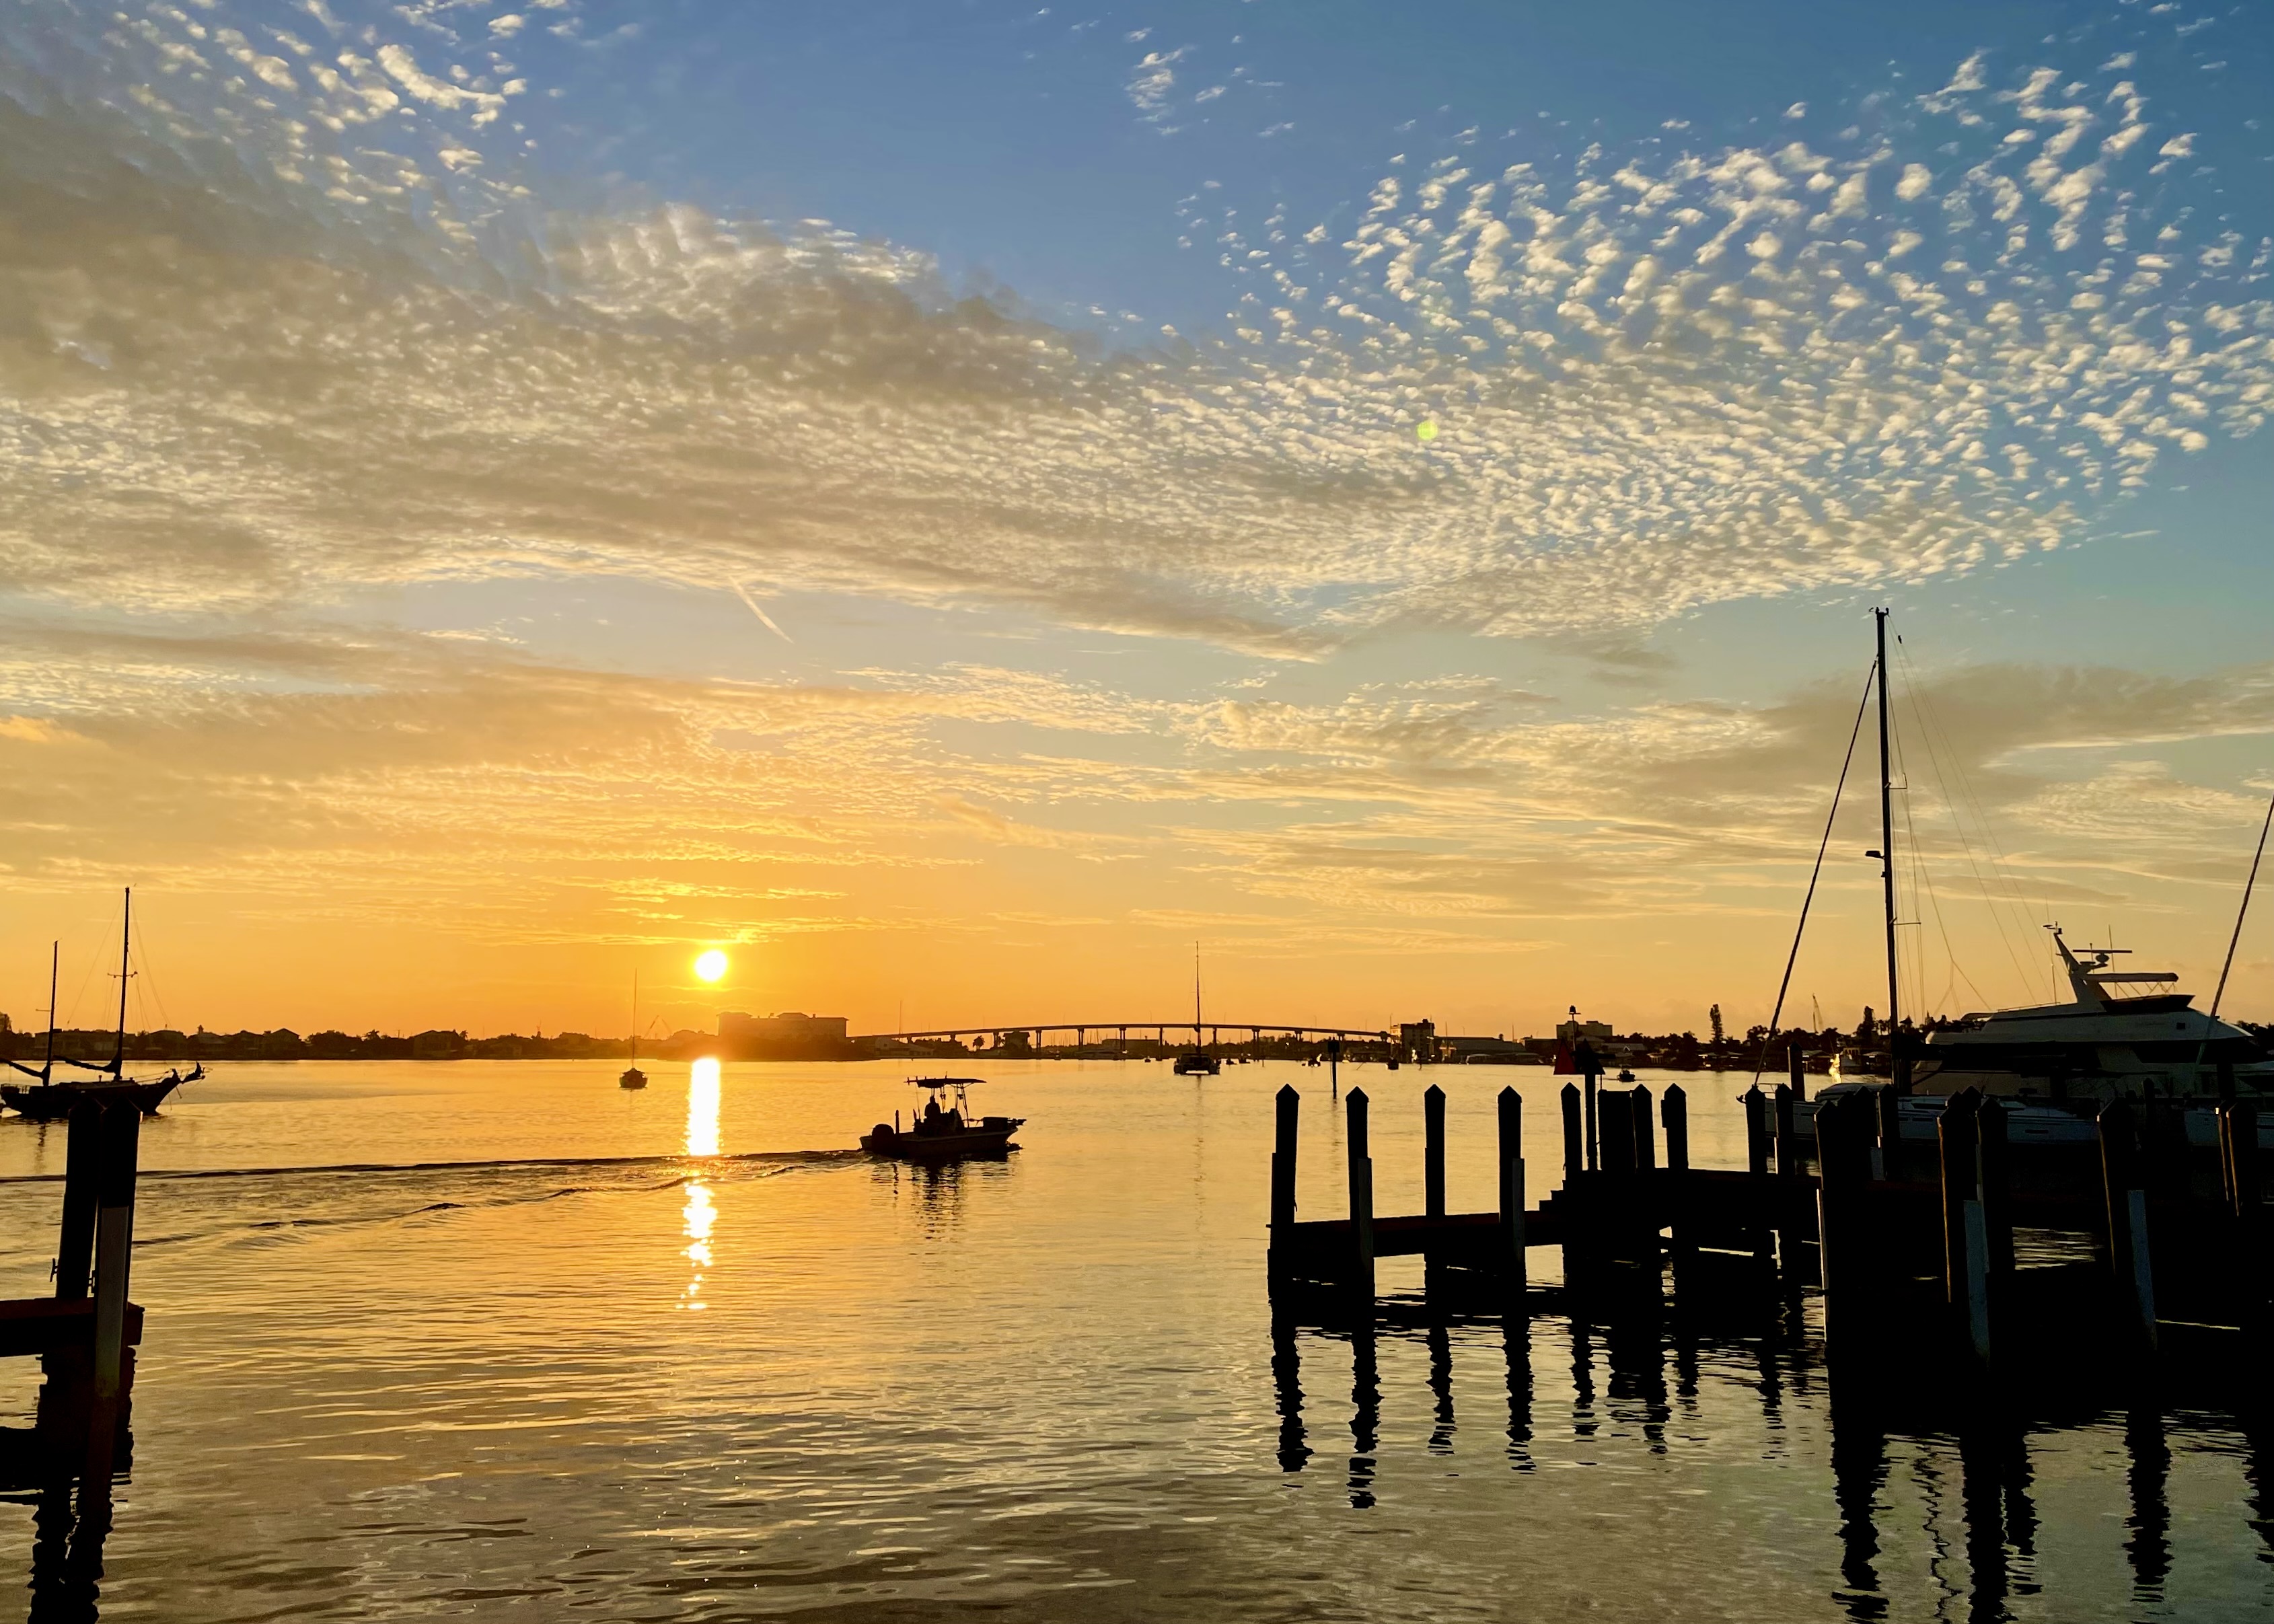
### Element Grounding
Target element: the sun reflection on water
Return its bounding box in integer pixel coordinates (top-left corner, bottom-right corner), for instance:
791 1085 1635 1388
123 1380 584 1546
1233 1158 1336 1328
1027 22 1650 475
682 1181 714 1312
685 1056 721 1158
682 1058 721 1311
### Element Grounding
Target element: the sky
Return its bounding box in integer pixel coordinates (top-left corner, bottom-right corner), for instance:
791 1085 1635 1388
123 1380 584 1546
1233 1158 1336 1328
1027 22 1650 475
1 0 2271 1042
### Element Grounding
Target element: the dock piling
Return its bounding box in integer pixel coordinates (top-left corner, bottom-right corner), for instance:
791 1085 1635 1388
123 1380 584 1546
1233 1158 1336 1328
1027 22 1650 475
1268 1085 1299 1290
1743 1086 1772 1269
1814 1092 1876 1354
2098 1101 2157 1355
1560 1083 1583 1183
1662 1084 1689 1174
83 1101 141 1482
1631 1086 1656 1173
1423 1084 1446 1220
1497 1087 1525 1296
1773 1083 1798 1179
1874 1084 1900 1181
54 1101 102 1302
1346 1088 1374 1304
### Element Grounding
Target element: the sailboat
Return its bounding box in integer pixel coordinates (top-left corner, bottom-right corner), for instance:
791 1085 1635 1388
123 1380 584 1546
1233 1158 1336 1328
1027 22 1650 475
1 890 197 1120
1173 943 1220 1076
620 971 648 1089
1779 614 2274 1144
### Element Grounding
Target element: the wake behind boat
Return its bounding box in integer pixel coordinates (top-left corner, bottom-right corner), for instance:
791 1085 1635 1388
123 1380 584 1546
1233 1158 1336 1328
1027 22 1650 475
860 1077 1024 1159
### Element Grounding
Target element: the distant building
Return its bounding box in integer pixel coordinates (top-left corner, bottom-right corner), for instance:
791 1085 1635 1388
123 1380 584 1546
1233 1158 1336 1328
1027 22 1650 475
719 1012 848 1044
1555 1019 1613 1045
410 1029 467 1059
1398 1020 1440 1064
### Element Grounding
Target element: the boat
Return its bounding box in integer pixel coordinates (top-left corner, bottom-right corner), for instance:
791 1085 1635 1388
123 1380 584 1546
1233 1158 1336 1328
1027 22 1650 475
1831 928 2274 1105
1174 941 1221 1076
860 1077 1023 1159
2 893 196 1120
1761 610 2274 1142
620 971 647 1089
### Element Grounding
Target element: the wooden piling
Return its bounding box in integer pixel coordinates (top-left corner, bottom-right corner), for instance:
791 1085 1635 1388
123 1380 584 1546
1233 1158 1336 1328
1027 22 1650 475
1743 1086 1772 1269
1939 1088 1979 1313
1662 1084 1689 1173
2222 1099 2261 1220
83 1100 141 1480
1815 1093 1876 1354
1631 1086 1656 1173
1938 1088 1993 1365
1788 1039 1807 1103
1600 1086 1636 1179
1347 1088 1374 1304
1561 1083 1584 1183
1583 1066 1599 1174
1662 1084 1694 1282
54 1100 102 1302
1424 1084 1446 1219
1743 1086 1769 1176
1773 1083 1798 1179
1268 1085 1299 1288
1874 1084 1901 1182
2098 1100 2156 1354
1497 1087 1526 1296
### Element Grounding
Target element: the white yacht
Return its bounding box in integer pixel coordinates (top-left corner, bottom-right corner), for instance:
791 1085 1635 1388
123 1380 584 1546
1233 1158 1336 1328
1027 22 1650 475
1906 929 2273 1103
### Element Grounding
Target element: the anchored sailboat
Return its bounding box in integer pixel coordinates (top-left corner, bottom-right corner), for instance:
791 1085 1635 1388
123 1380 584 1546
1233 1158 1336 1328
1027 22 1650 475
620 971 648 1089
1174 942 1220 1076
2 889 196 1120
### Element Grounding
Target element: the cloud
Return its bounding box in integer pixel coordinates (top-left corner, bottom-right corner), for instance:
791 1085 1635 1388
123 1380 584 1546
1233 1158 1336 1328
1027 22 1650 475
0 4 2267 671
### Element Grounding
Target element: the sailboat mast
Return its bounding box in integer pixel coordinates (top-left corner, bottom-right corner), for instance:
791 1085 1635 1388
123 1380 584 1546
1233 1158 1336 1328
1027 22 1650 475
42 941 57 1086
112 887 133 1075
1193 942 1202 1047
1873 611 1903 1085
630 970 638 1063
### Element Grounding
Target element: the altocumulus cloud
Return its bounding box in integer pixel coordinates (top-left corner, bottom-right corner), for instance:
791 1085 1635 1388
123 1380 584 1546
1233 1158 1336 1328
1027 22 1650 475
0 1 2267 656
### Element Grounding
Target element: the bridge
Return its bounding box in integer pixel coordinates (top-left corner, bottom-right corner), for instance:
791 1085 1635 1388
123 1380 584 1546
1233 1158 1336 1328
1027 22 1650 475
847 1021 1396 1055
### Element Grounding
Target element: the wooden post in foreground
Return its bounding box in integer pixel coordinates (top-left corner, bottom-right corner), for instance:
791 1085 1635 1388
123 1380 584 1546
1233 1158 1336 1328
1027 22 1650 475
1743 1086 1772 1270
1560 1083 1584 1183
2099 1100 2157 1354
1424 1084 1447 1219
1268 1085 1299 1288
1662 1084 1694 1284
54 1099 103 1302
1347 1088 1374 1304
1814 1093 1875 1354
1498 1086 1526 1299
84 1100 141 1481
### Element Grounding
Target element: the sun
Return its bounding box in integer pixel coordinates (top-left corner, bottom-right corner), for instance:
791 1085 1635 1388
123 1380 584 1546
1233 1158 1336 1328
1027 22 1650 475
693 949 729 984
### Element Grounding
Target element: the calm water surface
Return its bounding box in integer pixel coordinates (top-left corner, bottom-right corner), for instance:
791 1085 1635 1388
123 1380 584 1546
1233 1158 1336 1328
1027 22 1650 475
0 1060 2266 1620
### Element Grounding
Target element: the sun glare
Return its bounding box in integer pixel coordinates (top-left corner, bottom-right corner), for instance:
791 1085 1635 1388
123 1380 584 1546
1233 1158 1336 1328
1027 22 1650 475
694 948 729 982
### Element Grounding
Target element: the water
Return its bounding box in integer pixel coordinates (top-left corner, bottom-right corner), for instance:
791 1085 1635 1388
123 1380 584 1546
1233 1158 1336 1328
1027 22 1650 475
0 1060 2267 1620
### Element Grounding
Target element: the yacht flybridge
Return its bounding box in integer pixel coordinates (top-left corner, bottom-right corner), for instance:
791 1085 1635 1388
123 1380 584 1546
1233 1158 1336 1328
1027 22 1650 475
1911 928 2274 1102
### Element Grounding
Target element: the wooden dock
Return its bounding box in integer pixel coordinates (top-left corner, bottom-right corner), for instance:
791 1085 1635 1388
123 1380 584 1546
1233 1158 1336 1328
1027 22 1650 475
1267 1077 2273 1395
0 1095 149 1495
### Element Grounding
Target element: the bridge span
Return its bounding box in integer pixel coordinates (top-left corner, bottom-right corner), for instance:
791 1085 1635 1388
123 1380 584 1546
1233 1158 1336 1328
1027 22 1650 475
848 1021 1393 1051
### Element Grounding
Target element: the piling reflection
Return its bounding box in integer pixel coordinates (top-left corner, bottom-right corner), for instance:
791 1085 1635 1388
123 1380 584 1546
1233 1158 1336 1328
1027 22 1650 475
1502 1320 1533 1471
2124 1405 2170 1602
26 1480 109 1623
1270 1317 1310 1474
1827 1400 1887 1621
1347 1327 1379 1510
1425 1322 1455 1455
